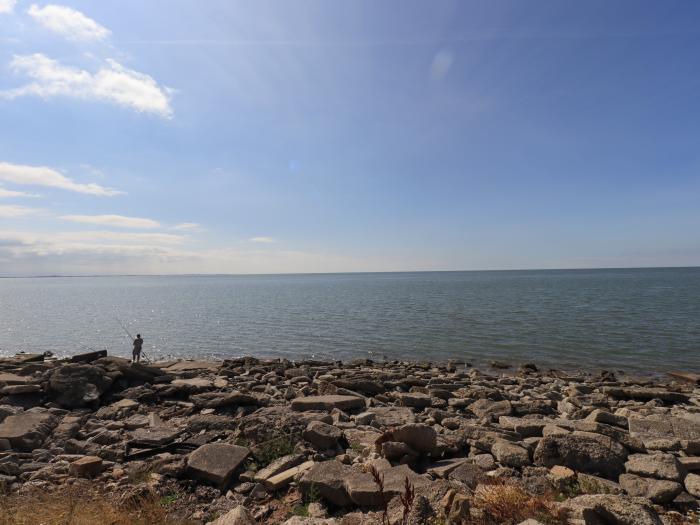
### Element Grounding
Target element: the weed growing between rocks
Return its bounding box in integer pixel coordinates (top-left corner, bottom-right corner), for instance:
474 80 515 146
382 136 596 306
469 479 565 525
0 484 194 525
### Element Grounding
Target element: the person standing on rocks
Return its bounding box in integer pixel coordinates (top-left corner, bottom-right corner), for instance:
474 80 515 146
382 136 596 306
132 334 144 363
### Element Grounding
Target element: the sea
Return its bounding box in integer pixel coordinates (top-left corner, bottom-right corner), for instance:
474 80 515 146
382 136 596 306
1 268 699 373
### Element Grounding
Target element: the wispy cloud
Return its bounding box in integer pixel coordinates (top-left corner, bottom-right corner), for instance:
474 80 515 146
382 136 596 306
61 214 161 229
0 187 39 198
250 236 276 243
172 222 203 231
1 54 174 118
27 4 110 41
0 205 41 218
0 0 15 14
0 161 122 196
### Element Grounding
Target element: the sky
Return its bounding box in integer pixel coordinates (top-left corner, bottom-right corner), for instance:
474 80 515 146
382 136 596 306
0 1 699 276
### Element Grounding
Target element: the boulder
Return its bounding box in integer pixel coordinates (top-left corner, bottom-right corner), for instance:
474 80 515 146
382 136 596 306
191 391 258 409
469 399 513 419
365 407 415 427
69 349 107 363
684 472 700 498
624 453 685 482
48 364 112 408
0 411 58 451
264 461 314 491
491 439 531 468
618 473 682 504
448 462 485 489
303 421 343 450
206 506 255 525
69 456 103 478
533 433 628 479
344 464 429 507
291 396 365 413
628 416 700 446
397 392 432 409
560 494 662 525
603 387 688 404
299 460 353 506
376 423 437 455
186 443 250 487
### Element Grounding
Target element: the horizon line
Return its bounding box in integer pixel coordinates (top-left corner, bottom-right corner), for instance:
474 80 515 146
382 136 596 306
1 265 698 279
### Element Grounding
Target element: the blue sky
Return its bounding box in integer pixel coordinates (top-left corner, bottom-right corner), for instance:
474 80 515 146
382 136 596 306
0 1 699 275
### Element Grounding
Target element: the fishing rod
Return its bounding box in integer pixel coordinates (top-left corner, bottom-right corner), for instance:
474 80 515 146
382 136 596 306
116 317 151 364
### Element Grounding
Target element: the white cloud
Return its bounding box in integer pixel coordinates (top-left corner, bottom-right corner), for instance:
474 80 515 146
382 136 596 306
0 161 122 196
27 4 110 41
2 54 174 118
0 205 41 218
61 214 161 229
172 222 203 231
0 187 39 198
250 236 276 243
430 49 454 82
0 0 16 14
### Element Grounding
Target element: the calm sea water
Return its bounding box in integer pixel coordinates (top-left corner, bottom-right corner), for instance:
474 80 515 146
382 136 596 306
1 268 699 373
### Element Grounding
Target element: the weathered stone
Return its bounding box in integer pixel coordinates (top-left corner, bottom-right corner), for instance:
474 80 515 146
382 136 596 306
585 409 628 429
365 407 416 427
560 494 662 525
397 392 432 409
206 505 255 525
0 373 31 386
533 433 627 479
624 453 685 482
303 421 343 450
254 454 305 483
448 462 485 488
469 399 512 419
629 415 700 445
618 473 682 504
69 349 107 363
491 439 531 468
426 458 469 478
603 387 688 404
186 443 250 487
1 384 41 395
0 411 58 451
376 423 436 455
299 460 353 506
191 391 258 408
344 464 429 507
48 364 113 408
291 396 365 413
684 472 700 498
576 473 624 495
264 460 314 491
131 426 180 446
69 456 103 478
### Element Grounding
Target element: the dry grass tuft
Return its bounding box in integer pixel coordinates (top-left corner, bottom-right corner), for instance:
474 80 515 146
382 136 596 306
470 479 564 525
0 484 192 525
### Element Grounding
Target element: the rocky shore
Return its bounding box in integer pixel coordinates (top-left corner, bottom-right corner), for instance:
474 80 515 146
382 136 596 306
0 351 699 524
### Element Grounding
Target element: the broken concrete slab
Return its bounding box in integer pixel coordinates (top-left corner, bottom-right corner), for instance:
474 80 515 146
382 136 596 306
186 443 250 487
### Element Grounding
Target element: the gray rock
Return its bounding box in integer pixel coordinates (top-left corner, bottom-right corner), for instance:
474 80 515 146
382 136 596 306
299 460 353 506
303 421 343 449
397 392 432 409
560 494 662 525
576 473 624 495
191 391 258 408
533 433 628 479
254 454 305 483
344 464 429 507
291 396 365 412
448 462 485 489
0 411 58 451
624 453 685 482
491 439 531 468
469 399 513 419
206 505 255 525
377 423 437 455
186 443 250 487
48 364 112 408
684 472 700 498
365 407 416 427
618 473 682 504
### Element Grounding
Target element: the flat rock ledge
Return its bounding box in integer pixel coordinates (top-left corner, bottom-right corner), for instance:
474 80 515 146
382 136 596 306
0 351 698 524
